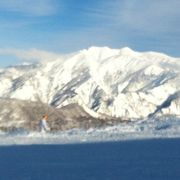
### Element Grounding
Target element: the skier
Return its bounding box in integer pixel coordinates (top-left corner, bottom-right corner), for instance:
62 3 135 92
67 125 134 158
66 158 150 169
39 115 50 133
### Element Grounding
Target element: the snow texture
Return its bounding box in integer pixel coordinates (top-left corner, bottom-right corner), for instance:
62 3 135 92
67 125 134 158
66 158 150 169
0 46 180 120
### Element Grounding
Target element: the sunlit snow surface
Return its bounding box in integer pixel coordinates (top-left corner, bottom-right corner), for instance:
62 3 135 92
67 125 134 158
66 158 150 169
1 117 180 145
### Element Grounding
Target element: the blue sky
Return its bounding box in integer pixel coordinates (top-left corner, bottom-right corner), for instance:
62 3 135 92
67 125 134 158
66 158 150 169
0 0 180 67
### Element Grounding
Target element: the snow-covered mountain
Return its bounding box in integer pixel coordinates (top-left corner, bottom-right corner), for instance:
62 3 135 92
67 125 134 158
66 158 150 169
0 47 180 128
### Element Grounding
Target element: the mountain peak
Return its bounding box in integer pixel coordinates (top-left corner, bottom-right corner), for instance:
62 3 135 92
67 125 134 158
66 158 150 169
120 47 133 52
85 46 138 57
119 47 138 56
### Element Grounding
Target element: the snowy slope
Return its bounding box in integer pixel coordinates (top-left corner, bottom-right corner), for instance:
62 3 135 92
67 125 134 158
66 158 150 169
0 47 180 121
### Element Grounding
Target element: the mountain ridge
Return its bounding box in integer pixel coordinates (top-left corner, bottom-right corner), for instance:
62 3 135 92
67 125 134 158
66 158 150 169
0 46 180 130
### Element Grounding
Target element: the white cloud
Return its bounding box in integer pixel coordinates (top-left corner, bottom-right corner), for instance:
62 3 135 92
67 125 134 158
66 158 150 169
0 0 59 16
117 0 180 33
82 0 180 34
0 48 61 62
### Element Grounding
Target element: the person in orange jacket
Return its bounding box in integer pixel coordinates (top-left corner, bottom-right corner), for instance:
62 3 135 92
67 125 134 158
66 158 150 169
39 115 50 132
